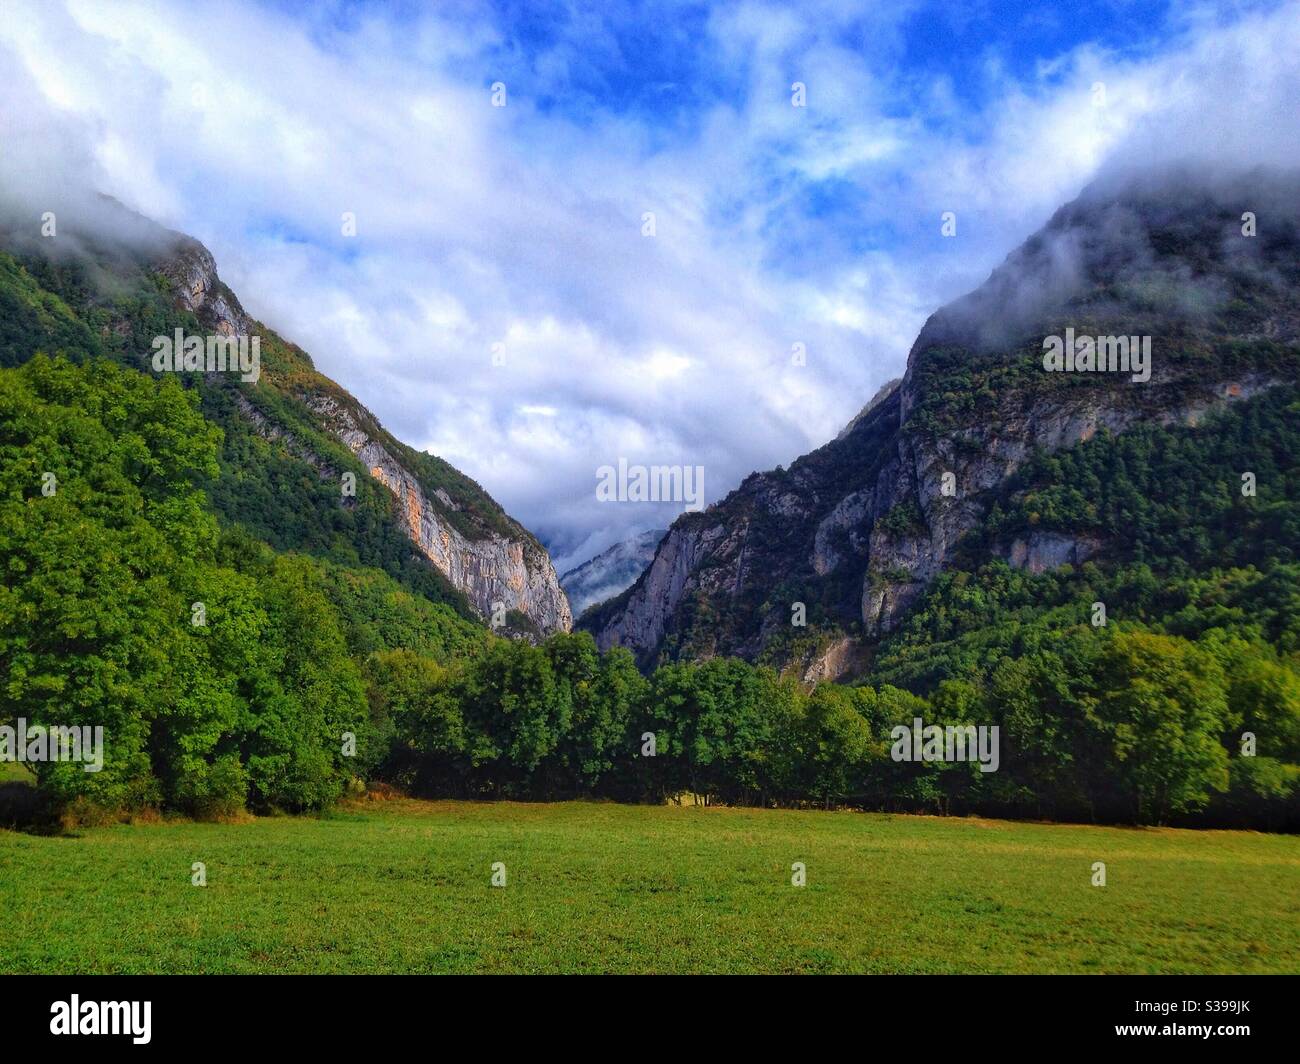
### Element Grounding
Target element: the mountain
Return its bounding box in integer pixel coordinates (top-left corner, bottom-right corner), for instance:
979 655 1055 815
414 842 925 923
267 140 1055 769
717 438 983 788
560 529 666 617
583 167 1300 676
5 173 1298 831
0 195 571 635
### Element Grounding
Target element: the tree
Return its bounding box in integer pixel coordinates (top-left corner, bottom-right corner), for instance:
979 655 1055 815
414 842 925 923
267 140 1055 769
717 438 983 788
1091 630 1230 822
458 640 568 795
798 684 873 808
0 356 218 813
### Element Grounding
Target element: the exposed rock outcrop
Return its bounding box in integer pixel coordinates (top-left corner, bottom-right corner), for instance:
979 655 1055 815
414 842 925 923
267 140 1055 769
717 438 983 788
859 371 1284 633
160 241 251 338
801 637 870 684
586 169 1300 669
592 522 725 654
304 394 572 634
155 232 571 635
1000 532 1104 574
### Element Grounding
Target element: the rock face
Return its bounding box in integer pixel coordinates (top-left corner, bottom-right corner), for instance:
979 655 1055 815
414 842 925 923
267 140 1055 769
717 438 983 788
855 372 1283 636
160 241 251 338
801 637 870 685
560 528 666 617
305 393 572 633
157 234 571 635
585 168 1300 670
587 522 726 656
999 532 1103 574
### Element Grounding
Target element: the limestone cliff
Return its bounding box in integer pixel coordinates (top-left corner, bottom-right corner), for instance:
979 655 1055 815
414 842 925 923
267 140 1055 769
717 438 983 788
304 393 572 633
155 230 571 635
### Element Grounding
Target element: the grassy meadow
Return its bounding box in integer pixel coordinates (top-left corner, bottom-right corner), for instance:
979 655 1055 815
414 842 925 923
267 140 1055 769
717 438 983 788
1 793 1297 974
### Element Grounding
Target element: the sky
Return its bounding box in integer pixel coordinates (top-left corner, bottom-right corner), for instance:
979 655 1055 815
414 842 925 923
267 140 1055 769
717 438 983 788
1 0 1297 571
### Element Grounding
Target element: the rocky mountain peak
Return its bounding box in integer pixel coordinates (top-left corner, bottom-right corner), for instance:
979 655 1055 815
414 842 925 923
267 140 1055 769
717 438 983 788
583 168 1300 675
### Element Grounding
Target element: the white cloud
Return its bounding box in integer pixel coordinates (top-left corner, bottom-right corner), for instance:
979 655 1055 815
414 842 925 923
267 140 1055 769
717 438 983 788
0 0 1296 566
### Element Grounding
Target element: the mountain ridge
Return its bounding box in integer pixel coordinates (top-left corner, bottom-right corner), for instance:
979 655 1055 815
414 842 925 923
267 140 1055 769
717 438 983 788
560 528 666 617
583 166 1300 675
0 194 572 634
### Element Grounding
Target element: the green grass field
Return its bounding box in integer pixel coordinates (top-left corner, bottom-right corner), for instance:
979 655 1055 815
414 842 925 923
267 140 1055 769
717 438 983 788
2 796 1297 973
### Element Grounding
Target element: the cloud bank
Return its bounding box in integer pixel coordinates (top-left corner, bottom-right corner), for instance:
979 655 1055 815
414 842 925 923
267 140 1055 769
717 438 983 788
1 0 1297 570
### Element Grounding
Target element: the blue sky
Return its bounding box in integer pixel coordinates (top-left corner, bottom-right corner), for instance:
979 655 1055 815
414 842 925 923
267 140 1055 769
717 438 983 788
1 0 1297 569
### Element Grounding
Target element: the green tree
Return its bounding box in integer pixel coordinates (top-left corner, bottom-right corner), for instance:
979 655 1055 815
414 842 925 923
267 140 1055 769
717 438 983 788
1091 630 1230 822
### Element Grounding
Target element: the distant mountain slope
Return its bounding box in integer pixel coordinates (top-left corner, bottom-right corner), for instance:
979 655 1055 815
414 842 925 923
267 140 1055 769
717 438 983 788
0 196 571 634
583 167 1300 674
560 528 666 617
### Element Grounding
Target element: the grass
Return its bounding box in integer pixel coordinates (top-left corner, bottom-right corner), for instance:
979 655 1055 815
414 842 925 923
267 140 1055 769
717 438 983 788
1 796 1297 974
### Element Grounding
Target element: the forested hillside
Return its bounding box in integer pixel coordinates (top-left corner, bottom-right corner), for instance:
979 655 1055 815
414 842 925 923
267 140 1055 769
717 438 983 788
1 175 1298 831
4 355 1295 828
0 204 571 632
